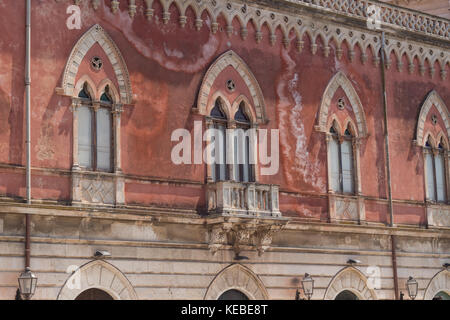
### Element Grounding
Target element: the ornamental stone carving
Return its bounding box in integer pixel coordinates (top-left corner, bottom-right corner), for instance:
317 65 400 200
207 217 288 256
73 0 449 80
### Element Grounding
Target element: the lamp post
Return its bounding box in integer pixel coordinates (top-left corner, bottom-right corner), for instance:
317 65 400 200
18 267 37 300
406 276 418 300
301 273 314 300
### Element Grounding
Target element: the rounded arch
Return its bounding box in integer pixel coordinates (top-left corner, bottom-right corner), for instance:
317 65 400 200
196 50 266 124
57 260 138 300
317 72 368 138
324 267 377 300
204 264 268 300
60 24 132 104
424 269 450 300
416 90 450 147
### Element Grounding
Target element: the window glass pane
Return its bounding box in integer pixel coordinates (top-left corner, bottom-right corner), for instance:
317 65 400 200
341 140 354 193
96 108 112 171
214 124 226 181
243 135 250 182
425 152 436 201
435 154 446 202
234 135 240 181
78 106 92 168
330 137 341 192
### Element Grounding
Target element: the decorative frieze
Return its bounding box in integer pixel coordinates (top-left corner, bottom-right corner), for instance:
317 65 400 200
72 0 449 80
427 205 450 228
207 181 281 218
207 216 288 256
329 194 366 223
72 171 125 206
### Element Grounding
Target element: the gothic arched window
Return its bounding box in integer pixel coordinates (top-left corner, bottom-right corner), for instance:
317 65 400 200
210 98 228 182
424 136 447 203
76 82 113 172
329 123 355 194
233 102 254 183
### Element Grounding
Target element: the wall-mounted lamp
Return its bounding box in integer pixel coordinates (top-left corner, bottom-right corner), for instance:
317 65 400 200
94 250 111 259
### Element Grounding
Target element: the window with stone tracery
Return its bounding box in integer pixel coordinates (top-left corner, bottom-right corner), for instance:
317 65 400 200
329 122 355 194
424 136 447 203
76 83 113 173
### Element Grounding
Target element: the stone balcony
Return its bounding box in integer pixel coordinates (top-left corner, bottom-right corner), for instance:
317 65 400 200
427 204 450 228
206 181 282 218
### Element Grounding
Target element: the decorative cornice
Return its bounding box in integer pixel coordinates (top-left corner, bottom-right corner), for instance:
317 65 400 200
70 0 449 80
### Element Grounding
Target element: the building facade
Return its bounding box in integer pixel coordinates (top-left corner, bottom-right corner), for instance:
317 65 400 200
0 0 449 300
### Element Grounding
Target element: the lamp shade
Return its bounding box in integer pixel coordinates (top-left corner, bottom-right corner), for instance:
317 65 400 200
18 267 37 299
301 273 314 300
406 276 418 300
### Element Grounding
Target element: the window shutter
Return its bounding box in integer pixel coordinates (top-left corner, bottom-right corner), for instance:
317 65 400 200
341 140 354 193
329 138 341 192
435 153 446 202
96 108 112 171
425 152 436 201
78 106 92 168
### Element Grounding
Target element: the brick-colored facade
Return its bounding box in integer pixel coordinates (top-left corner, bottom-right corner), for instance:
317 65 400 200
0 0 449 300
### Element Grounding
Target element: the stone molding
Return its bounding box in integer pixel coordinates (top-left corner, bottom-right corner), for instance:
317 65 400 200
316 71 368 137
57 259 138 300
423 269 450 300
59 24 132 104
196 50 266 124
415 90 449 147
324 266 378 300
207 216 288 256
71 0 449 80
204 263 269 300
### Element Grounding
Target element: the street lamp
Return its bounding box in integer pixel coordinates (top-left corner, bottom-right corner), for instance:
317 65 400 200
301 273 314 300
18 267 37 300
406 276 418 300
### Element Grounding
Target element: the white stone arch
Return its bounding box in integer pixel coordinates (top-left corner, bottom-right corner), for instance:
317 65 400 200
60 24 132 104
317 72 368 138
424 269 450 300
324 267 377 300
196 50 266 124
415 90 449 147
57 260 138 300
204 264 269 300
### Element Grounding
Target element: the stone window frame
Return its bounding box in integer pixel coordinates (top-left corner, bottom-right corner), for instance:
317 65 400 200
72 76 123 175
205 92 259 183
422 132 449 204
196 51 266 184
56 24 132 207
316 72 367 224
327 118 360 196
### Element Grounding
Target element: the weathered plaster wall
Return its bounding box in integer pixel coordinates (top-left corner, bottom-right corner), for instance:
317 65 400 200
0 2 449 222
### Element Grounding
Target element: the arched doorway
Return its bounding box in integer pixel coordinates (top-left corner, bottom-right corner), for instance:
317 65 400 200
204 264 268 300
75 288 114 300
57 260 138 300
424 270 450 300
324 267 377 300
218 289 249 300
335 290 359 300
433 291 450 300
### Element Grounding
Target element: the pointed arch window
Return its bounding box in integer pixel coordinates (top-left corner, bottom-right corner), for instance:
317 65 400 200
329 123 355 194
210 99 228 182
233 102 255 183
76 83 113 172
424 136 447 203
